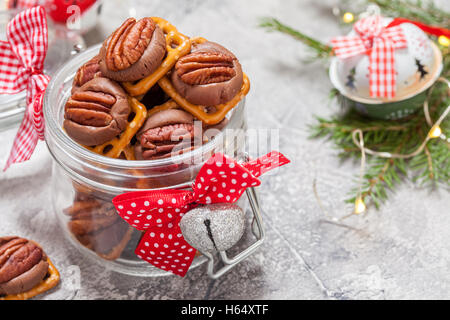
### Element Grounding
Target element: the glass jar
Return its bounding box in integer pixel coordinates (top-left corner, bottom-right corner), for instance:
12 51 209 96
44 45 248 277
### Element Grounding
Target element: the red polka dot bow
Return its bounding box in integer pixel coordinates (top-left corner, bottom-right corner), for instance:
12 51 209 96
112 151 290 277
0 6 49 170
331 15 408 99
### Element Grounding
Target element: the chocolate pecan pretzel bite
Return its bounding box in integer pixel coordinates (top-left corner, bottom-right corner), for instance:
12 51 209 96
64 77 131 146
64 190 133 261
99 17 166 82
0 237 60 300
71 55 103 94
134 108 197 160
134 106 229 160
171 41 244 106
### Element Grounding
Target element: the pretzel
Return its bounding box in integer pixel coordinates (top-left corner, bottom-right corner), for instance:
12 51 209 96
190 36 207 45
89 97 147 159
146 99 179 118
122 17 191 97
0 258 60 300
157 73 250 125
122 144 136 160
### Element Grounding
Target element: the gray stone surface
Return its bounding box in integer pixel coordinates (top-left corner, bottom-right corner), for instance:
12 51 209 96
1 0 449 300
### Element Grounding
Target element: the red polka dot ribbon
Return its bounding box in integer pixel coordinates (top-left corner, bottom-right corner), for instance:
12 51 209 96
112 151 290 277
0 6 49 170
331 15 408 99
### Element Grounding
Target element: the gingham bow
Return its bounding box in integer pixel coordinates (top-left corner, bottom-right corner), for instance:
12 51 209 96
112 151 290 277
0 6 50 170
7 0 40 8
331 15 408 98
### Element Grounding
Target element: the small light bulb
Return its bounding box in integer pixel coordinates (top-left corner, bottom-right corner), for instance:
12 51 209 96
438 35 450 47
354 197 366 214
342 12 355 24
428 125 442 139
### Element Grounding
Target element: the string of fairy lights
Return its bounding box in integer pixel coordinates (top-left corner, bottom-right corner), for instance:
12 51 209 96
352 80 449 214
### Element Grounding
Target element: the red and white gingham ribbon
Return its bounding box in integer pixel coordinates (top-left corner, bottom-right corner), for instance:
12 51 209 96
7 0 40 9
331 15 408 98
0 6 49 170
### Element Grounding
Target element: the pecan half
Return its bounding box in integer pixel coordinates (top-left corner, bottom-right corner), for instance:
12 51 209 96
134 107 230 160
99 18 166 82
138 123 196 160
106 18 156 71
135 109 197 160
72 55 103 92
65 91 116 127
0 237 49 296
175 51 236 85
63 77 131 146
171 41 243 106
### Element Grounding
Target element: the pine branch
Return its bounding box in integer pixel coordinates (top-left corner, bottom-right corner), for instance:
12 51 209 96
311 89 450 208
309 0 450 208
260 1 450 209
258 17 332 60
367 0 450 26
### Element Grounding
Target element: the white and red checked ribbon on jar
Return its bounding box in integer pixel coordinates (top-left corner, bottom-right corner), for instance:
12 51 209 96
331 15 408 99
112 151 290 277
0 6 49 170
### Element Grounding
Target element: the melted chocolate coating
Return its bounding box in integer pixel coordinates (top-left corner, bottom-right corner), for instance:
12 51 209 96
171 41 243 106
71 55 103 94
0 237 49 296
135 109 196 160
63 77 131 146
99 21 166 82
